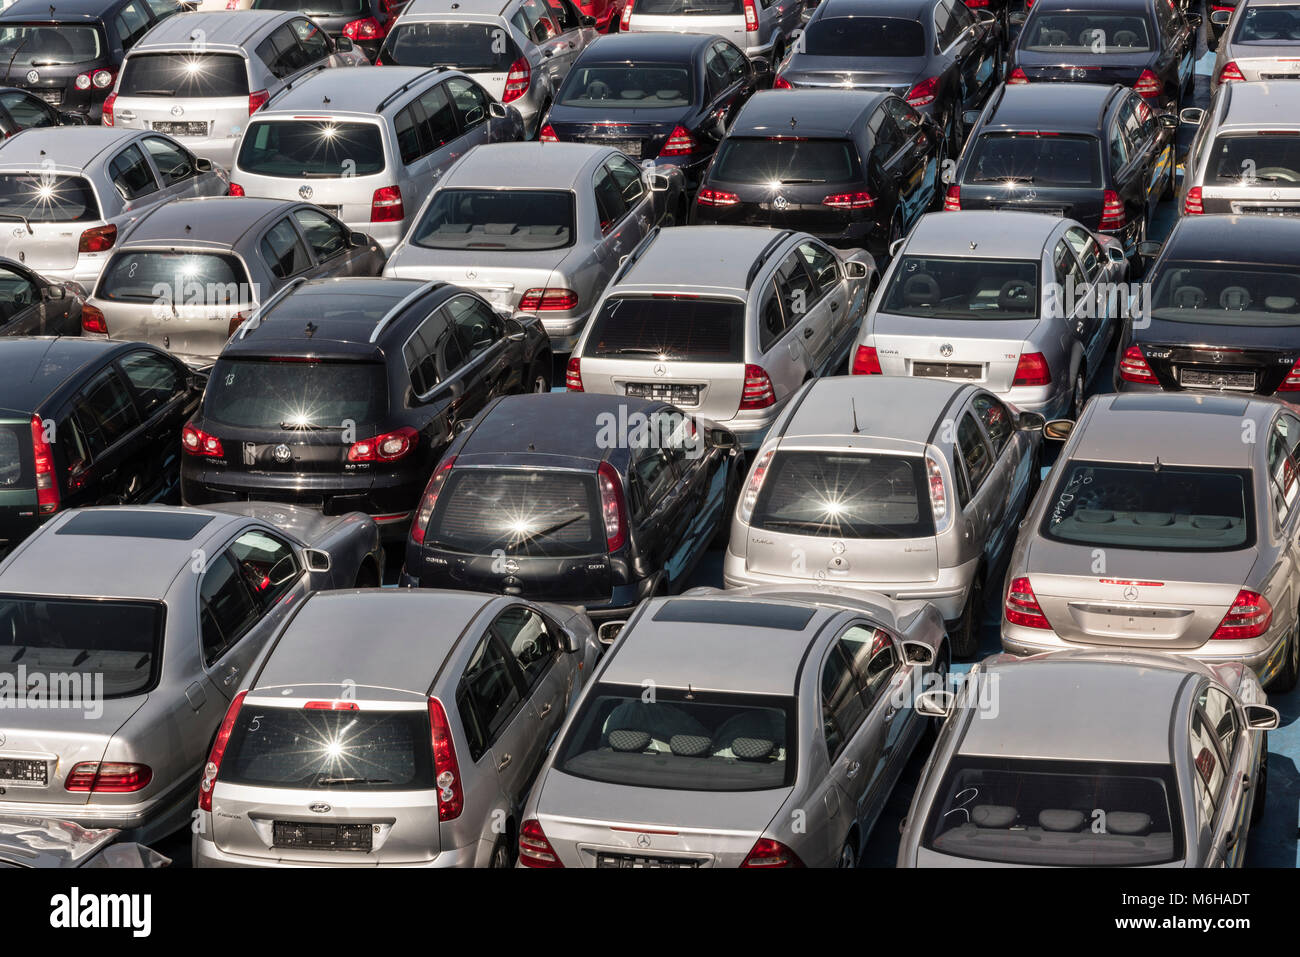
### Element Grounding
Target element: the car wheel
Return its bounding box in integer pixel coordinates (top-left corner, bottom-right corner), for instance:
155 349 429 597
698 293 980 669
1251 734 1269 826
1267 618 1300 693
353 560 380 589
1071 367 1086 420
527 357 552 393
837 836 857 868
951 575 984 660
490 833 515 868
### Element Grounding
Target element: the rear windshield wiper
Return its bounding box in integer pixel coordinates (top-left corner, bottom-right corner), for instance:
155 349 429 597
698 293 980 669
313 777 393 786
509 515 584 549
278 421 339 431
604 347 670 356
128 88 176 96
971 175 1035 183
0 213 32 234
778 177 825 184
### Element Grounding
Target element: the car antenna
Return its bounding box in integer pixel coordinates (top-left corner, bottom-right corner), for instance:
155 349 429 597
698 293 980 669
850 397 860 434
323 95 331 104
685 684 695 700
304 321 317 338
1153 456 1162 472
790 116 797 130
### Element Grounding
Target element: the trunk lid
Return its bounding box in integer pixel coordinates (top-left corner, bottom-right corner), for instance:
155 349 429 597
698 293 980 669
385 248 566 315
1134 316 1300 397
873 313 1047 393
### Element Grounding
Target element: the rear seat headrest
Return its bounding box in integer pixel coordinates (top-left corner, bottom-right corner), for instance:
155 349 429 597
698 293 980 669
608 729 651 752
669 734 710 757
1039 809 1086 832
731 737 775 760
1106 811 1153 835
971 804 1017 828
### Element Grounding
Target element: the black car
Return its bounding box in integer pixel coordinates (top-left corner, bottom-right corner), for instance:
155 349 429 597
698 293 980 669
1114 215 1300 399
0 257 82 335
0 85 88 133
0 337 200 557
252 0 406 61
400 392 744 631
539 32 763 192
180 277 551 541
948 82 1176 258
1208 0 1238 49
0 0 182 122
1007 0 1199 113
775 0 1002 151
692 89 943 255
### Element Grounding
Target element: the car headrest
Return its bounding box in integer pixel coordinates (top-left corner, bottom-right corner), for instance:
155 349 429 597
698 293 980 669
731 736 775 760
1107 811 1153 835
1172 285 1205 308
1220 286 1251 309
1192 515 1233 530
669 734 710 757
903 272 940 305
1075 508 1115 524
608 728 651 752
1134 511 1174 526
1114 30 1139 45
1038 808 1086 832
972 804 1018 828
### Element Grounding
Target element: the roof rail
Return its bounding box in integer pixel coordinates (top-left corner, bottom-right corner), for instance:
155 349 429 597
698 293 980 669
264 62 331 108
612 226 660 284
745 229 794 289
375 67 444 114
235 276 309 339
369 280 444 343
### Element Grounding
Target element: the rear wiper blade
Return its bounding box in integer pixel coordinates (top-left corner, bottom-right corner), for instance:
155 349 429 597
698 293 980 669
972 175 1034 183
278 421 338 431
605 347 668 356
779 177 825 184
314 777 392 786
129 89 175 96
0 213 32 234
510 515 583 548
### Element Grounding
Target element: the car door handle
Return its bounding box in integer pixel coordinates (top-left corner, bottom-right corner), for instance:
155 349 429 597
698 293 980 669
222 665 240 687
830 301 839 311
845 760 861 779
803 326 814 338
883 707 897 723
538 701 553 718
497 753 512 771
117 110 136 121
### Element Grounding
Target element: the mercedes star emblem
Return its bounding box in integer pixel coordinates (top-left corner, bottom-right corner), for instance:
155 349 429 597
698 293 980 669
1123 585 1139 601
466 269 477 279
940 343 954 358
637 834 652 848
653 363 668 377
273 443 292 463
0 732 6 747
298 184 313 200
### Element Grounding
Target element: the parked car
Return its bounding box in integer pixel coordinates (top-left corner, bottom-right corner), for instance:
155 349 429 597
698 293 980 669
251 0 407 61
384 142 682 352
376 0 597 138
1209 0 1300 85
0 127 229 289
0 503 385 842
0 818 169 868
518 586 948 868
947 82 1176 260
1002 392 1300 692
83 196 386 367
853 211 1126 420
181 277 551 541
618 0 801 64
899 650 1278 867
0 86 88 134
540 33 762 193
567 225 875 449
0 256 83 335
0 338 201 558
229 67 523 255
103 11 370 172
691 89 943 256
1208 0 1243 50
401 392 743 629
193 588 600 867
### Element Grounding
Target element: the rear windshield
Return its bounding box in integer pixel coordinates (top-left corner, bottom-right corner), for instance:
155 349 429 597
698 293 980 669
220 705 435 791
119 53 249 98
882 257 1039 320
0 174 99 223
97 252 252 304
380 22 519 70
1235 5 1300 42
0 596 164 698
1041 461 1254 551
634 0 743 15
0 24 104 66
751 451 936 539
802 16 926 57
582 294 745 362
0 423 26 489
965 133 1102 188
204 358 388 429
1021 12 1153 52
1151 261 1300 326
237 121 386 178
923 756 1183 866
556 684 796 791
1209 134 1300 185
711 137 861 185
559 64 694 109
427 468 604 556
412 189 575 251
254 0 367 14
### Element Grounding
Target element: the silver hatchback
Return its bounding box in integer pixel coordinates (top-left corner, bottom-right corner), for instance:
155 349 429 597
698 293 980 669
620 0 802 62
1210 0 1300 89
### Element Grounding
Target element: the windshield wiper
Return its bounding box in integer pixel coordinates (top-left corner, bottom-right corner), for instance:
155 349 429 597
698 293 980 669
278 421 338 431
972 175 1034 183
0 213 33 234
508 515 584 549
129 88 176 96
779 177 825 184
314 777 392 786
604 347 669 356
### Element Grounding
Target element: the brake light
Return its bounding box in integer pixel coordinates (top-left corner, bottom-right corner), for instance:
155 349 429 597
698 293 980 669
1005 577 1050 629
822 191 875 209
851 345 882 375
1007 67 1029 85
1099 189 1125 231
228 182 245 197
659 125 695 157
101 92 116 125
199 690 245 811
740 364 775 409
343 16 386 40
738 448 773 523
428 696 463 820
1212 3 1235 8
1012 352 1051 386
943 184 961 211
697 187 739 206
348 426 418 462
925 454 947 523
227 311 250 337
519 287 578 310
30 414 58 514
773 74 792 89
743 0 758 31
1119 345 1157 383
411 456 455 545
1132 69 1161 99
182 422 224 458
1219 61 1245 83
78 223 116 253
76 68 114 90
79 303 107 335
519 818 563 867
539 123 559 142
370 185 404 223
964 0 989 6
565 356 583 391
741 838 804 867
905 76 939 108
248 89 270 115
597 460 628 552
1278 357 1300 392
1211 590 1273 640
304 700 359 710
620 0 633 28
503 57 531 103
65 762 152 793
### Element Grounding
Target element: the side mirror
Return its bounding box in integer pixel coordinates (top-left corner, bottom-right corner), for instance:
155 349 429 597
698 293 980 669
349 231 369 247
709 427 738 449
902 640 935 666
489 100 507 119
962 109 982 127
504 315 527 341
1016 410 1045 432
1043 418 1075 440
45 283 67 300
336 35 355 52
916 688 955 718
582 13 596 25
1137 240 1162 259
647 172 671 192
844 259 871 279
598 620 626 644
194 157 214 173
303 548 332 573
1107 245 1125 264
1179 106 1205 126
1158 112 1178 130
1245 703 1280 730
1185 11 1202 26
1210 8 1231 24
888 237 906 258
58 110 88 126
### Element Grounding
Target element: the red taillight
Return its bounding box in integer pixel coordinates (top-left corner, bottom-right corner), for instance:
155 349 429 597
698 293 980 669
1277 357 1300 392
697 187 740 206
80 303 107 335
1219 60 1246 83
943 184 961 211
519 287 578 310
343 16 386 40
248 89 270 115
659 124 695 157
428 697 464 820
620 0 633 27
925 454 947 523
1007 67 1029 85
1012 352 1051 386
1005 577 1051 629
1211 3 1235 8
101 92 116 125
78 223 116 254
822 190 875 209
1099 189 1125 231
739 448 772 523
539 123 559 142
1183 185 1204 215
565 356 583 391
228 182 245 197
741 837 804 867
503 57 531 103
743 0 758 30
740 363 775 409
227 311 249 337
411 456 455 545
519 818 563 867
851 345 882 375
1133 69 1161 98
182 422 224 458
65 762 152 793
304 700 359 710
198 691 245 811
82 68 113 90
348 425 418 462
964 0 989 6
1211 590 1273 640
597 460 628 551
30 414 57 514
905 76 939 108
773 74 792 89
370 185 404 223
1119 345 1157 383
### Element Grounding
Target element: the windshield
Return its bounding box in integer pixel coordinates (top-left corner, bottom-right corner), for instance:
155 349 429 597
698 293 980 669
204 358 388 429
1209 135 1300 186
557 684 796 791
965 132 1102 187
1234 4 1300 42
1151 261 1300 326
380 22 519 70
412 189 575 250
97 252 253 304
583 295 745 361
237 121 386 178
559 64 694 108
1021 12 1153 52
633 0 743 15
0 174 99 223
0 24 104 67
119 53 249 98
923 756 1183 866
428 469 603 556
883 256 1039 319
801 16 926 57
1041 461 1254 551
711 137 860 184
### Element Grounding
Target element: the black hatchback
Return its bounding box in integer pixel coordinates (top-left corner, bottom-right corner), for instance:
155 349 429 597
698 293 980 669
0 337 200 558
180 277 551 541
252 0 404 61
400 392 744 632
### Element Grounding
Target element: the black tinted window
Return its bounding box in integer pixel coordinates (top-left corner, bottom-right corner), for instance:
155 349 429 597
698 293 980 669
75 368 140 456
966 133 1102 187
98 251 251 303
204 359 387 429
200 553 260 664
380 22 519 70
412 189 575 251
560 64 694 108
711 137 860 184
882 256 1039 319
803 16 926 56
109 144 159 201
458 633 522 754
0 174 98 222
428 469 603 556
238 121 386 177
120 52 249 96
260 218 312 279
583 295 745 361
119 350 184 415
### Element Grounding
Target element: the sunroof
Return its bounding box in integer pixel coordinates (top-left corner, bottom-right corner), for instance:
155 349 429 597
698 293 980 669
56 511 214 541
652 599 815 631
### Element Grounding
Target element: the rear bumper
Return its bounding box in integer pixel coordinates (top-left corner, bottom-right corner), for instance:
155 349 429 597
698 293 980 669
0 794 175 844
192 834 481 867
39 254 113 290
536 311 591 352
1002 382 1074 419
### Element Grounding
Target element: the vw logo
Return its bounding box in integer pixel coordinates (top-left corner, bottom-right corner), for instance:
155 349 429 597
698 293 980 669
939 343 954 358
772 195 789 211
1123 585 1139 601
1272 190 1281 201
25 70 37 84
273 443 292 463
653 363 668 377
637 834 652 848
298 184 313 200
171 105 184 117
309 803 331 813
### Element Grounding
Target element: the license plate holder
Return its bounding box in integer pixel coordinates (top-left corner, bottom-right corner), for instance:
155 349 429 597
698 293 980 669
596 852 701 868
912 361 981 380
33 90 62 106
0 757 48 786
625 381 701 403
1178 368 1256 390
599 138 641 158
152 121 208 136
272 821 374 851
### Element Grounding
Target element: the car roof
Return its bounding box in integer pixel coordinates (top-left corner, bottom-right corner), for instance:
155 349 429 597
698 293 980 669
0 338 136 413
1163 213 1300 267
906 211 1059 258
618 225 791 293
462 392 664 463
132 9 292 49
261 67 447 116
120 196 295 248
1029 0 1151 11
1075 392 1272 467
1217 81 1300 131
230 277 434 351
731 89 885 139
820 0 935 20
252 589 496 695
0 127 139 170
449 142 613 187
2 0 121 18
982 83 1123 134
782 376 966 445
583 31 716 60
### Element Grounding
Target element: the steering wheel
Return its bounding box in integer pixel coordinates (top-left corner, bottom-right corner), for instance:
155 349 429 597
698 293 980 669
998 279 1032 310
1255 167 1300 183
586 80 612 99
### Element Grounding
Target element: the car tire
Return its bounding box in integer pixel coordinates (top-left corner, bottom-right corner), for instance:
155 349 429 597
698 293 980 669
837 834 858 868
489 832 515 868
1267 619 1300 693
1251 734 1269 826
527 357 553 394
951 575 984 660
1071 367 1086 420
353 560 380 588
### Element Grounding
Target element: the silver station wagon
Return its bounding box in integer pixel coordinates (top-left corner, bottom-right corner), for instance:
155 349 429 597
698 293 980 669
193 588 600 867
1002 392 1300 693
518 587 947 868
899 650 1278 867
724 375 1043 658
567 224 875 449
383 141 683 351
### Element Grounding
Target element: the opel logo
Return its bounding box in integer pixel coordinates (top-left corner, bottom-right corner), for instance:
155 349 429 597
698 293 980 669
171 105 184 117
653 363 668 377
1123 585 1139 601
273 443 292 463
503 559 519 573
637 834 652 848
940 343 954 358
309 803 331 813
773 195 789 211
25 70 37 84
298 184 313 200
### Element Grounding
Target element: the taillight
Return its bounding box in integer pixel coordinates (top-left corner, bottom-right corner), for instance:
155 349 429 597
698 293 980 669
1012 352 1051 386
925 454 947 523
1277 357 1300 392
659 124 695 157
738 448 773 523
1098 189 1125 231
1183 185 1204 215
503 57 530 103
1211 590 1273 640
519 287 578 310
964 0 989 5
905 76 939 108
182 422 224 458
228 182 245 197
347 425 418 462
411 456 455 545
77 68 113 89
697 187 739 206
1219 60 1246 83
101 92 116 125
80 303 107 335
597 461 628 552
1007 67 1029 85
428 697 463 820
1133 69 1162 98
741 838 804 867
248 89 270 115
343 16 386 39
1005 577 1051 629
565 356 583 391
30 414 57 514
199 690 245 812
519 818 563 867
371 185 404 223
743 0 758 30
1119 345 1157 383
773 74 792 89
65 762 152 793
822 191 875 209
539 123 559 142
740 364 774 409
304 700 359 710
620 0 633 28
943 184 961 211
227 311 249 337
851 345 882 375
78 223 116 253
